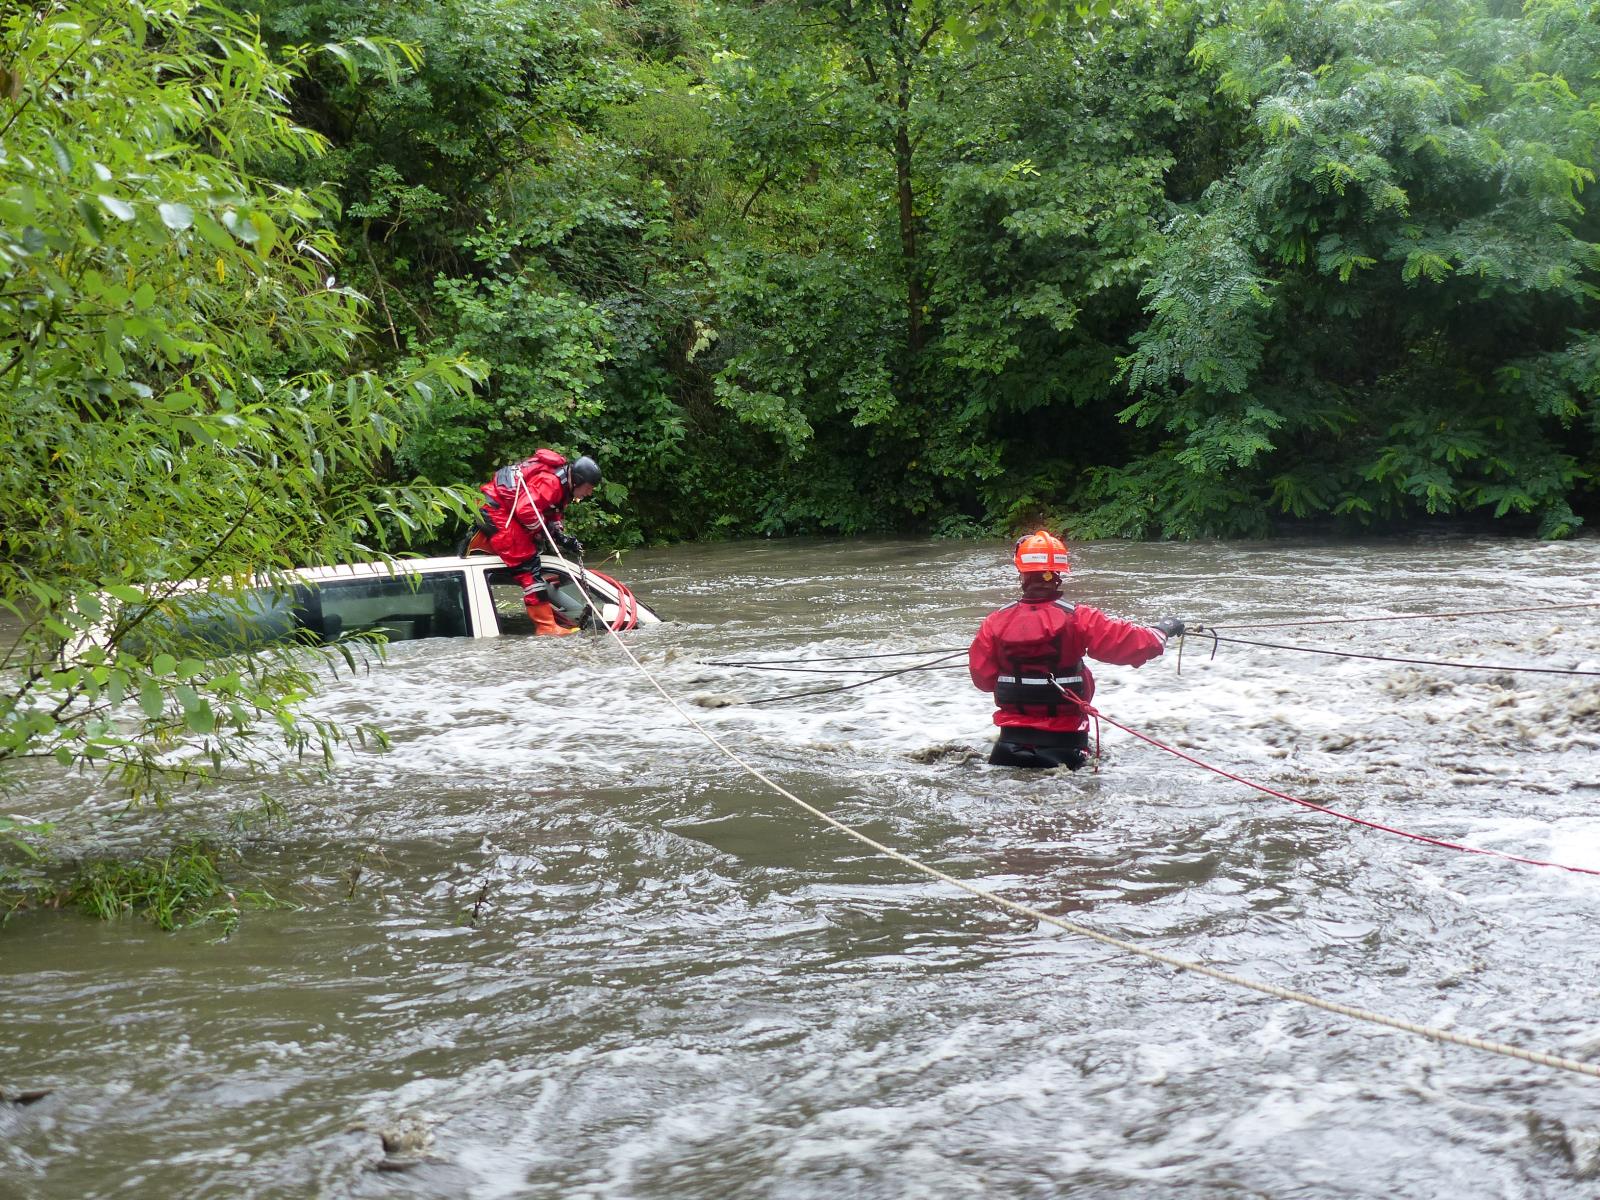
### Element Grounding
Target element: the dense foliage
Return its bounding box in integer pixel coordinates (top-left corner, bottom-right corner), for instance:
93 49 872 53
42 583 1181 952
0 0 477 811
3 0 1595 761
1111 0 1600 537
217 0 1597 543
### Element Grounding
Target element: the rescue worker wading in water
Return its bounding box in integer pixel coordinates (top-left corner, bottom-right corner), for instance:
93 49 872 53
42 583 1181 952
969 531 1185 768
475 450 601 637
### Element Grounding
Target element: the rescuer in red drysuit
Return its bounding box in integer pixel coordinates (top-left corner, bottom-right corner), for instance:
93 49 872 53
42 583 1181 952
969 530 1185 768
476 450 601 636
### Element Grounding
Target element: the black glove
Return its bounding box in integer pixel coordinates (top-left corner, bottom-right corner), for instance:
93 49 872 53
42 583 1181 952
556 533 582 559
1152 616 1185 639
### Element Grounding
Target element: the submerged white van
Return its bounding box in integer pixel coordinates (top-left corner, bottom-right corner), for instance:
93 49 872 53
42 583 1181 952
285 552 658 642
125 553 659 654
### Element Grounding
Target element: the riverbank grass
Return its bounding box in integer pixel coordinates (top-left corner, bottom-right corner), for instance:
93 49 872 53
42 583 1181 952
66 840 291 936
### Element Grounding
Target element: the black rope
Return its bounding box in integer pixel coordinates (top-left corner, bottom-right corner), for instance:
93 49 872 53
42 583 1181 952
703 650 967 677
703 661 954 675
712 602 1597 697
701 647 963 666
741 657 967 706
1207 600 1600 632
1209 634 1600 676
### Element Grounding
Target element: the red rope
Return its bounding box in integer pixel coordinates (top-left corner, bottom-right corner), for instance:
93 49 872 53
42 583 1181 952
1083 702 1600 877
580 565 638 631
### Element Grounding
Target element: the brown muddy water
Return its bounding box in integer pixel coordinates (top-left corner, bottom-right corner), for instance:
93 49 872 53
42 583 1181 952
3 535 1599 1199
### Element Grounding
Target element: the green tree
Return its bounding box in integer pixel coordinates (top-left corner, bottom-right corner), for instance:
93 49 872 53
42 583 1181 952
241 0 731 544
0 0 478 806
915 9 1224 528
702 2 1201 533
1108 0 1600 536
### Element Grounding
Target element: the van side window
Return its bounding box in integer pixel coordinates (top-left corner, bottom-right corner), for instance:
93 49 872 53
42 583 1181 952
484 569 536 636
483 566 591 635
301 572 471 642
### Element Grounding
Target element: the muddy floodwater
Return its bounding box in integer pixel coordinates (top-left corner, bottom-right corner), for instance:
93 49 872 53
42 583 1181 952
3 535 1600 1199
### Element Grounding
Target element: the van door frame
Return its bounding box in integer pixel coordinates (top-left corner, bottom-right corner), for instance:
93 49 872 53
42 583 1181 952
463 561 501 638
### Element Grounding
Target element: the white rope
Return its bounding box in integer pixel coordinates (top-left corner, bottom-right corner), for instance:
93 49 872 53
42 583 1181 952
515 481 1600 1082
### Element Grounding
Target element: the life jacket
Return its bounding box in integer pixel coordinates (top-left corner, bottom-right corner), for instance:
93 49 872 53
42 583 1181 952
480 449 569 526
486 448 567 503
991 600 1088 717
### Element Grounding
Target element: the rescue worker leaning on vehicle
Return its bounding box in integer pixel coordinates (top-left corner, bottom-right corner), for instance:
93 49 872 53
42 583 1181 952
475 450 601 637
969 531 1186 769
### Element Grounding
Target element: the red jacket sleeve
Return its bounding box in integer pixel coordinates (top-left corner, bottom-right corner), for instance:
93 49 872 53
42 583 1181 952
1074 605 1165 667
968 613 1001 691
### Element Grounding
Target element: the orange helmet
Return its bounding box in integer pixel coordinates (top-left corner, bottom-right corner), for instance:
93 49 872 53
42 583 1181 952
1013 530 1070 574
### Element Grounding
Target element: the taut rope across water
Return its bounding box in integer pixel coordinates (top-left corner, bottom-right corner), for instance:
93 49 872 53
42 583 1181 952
536 554 1600 1082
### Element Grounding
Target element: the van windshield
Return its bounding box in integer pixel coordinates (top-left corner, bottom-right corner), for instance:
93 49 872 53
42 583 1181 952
121 586 300 657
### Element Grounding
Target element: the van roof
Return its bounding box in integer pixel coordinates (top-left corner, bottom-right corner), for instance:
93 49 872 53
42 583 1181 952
290 555 497 583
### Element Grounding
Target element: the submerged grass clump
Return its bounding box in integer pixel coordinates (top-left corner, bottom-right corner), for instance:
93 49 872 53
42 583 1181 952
67 840 289 936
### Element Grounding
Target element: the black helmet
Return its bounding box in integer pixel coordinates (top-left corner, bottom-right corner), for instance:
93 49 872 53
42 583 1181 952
569 455 601 488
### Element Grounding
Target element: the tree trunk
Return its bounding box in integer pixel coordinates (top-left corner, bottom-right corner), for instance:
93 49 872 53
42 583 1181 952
895 96 923 357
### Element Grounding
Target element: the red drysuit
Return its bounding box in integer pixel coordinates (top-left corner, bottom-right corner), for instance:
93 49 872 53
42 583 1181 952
475 449 584 635
968 598 1165 732
479 449 573 568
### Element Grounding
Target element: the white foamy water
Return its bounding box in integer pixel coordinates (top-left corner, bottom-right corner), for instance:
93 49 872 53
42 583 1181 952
3 534 1598 1199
